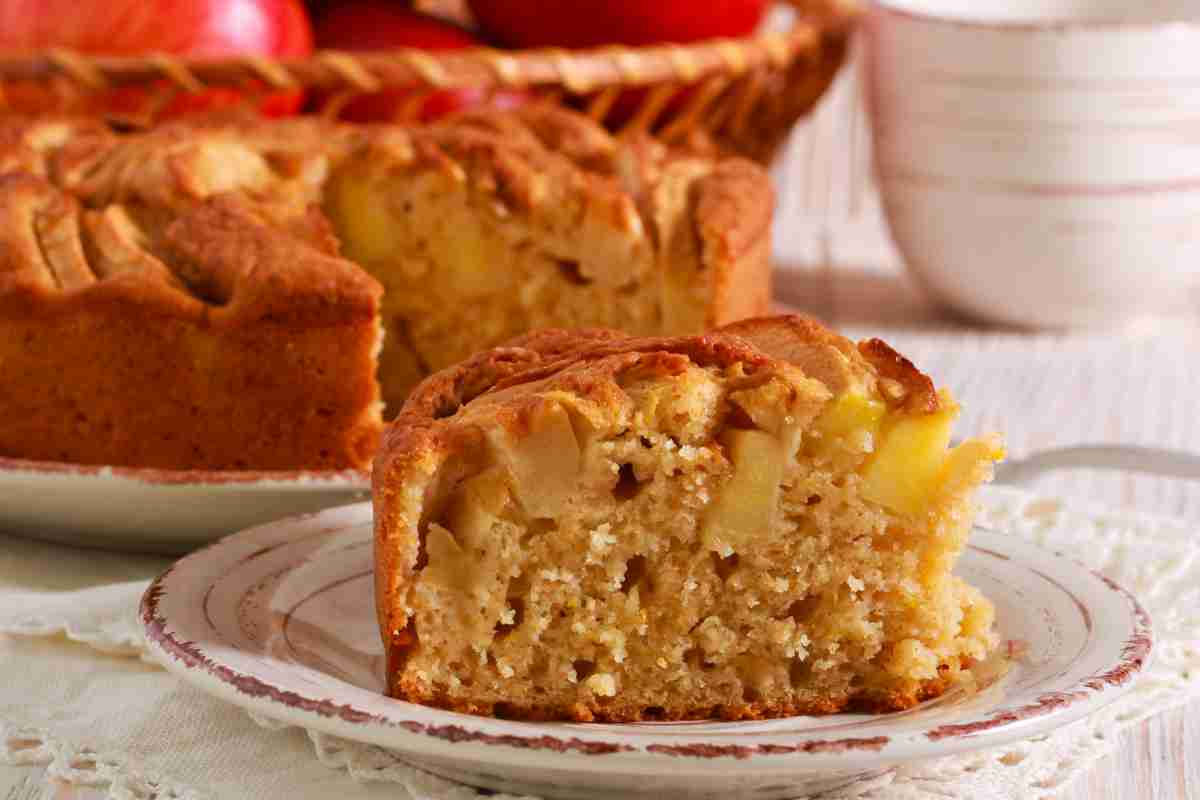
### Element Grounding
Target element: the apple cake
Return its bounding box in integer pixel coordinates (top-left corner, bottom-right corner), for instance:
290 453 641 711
0 174 383 470
373 315 1003 721
0 107 773 469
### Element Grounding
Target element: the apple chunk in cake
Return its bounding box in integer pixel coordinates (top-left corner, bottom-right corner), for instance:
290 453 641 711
373 316 1002 722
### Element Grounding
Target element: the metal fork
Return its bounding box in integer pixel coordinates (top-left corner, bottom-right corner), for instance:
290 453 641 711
994 445 1200 488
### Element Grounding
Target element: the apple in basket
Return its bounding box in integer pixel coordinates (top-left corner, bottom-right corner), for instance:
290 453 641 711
312 0 529 123
466 0 770 47
466 0 770 127
0 0 313 118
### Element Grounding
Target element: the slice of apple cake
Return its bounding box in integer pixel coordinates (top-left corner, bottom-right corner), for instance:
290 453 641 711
373 315 1003 722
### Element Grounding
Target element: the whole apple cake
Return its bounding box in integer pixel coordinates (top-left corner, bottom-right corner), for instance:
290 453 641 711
373 315 1003 721
0 107 772 469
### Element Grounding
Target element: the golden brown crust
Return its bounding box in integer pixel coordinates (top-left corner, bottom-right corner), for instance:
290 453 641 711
0 174 381 327
723 315 940 413
375 315 931 529
0 117 113 180
693 159 775 326
398 328 628 422
718 314 866 395
0 175 383 470
388 669 959 722
0 173 82 295
0 306 382 470
627 150 773 333
440 104 620 175
0 106 770 332
163 195 381 326
415 117 648 245
857 338 939 414
390 327 775 435
54 116 355 220
389 314 942 447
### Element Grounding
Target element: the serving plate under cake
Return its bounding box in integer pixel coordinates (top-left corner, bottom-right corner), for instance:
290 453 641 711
140 499 1152 800
0 456 369 554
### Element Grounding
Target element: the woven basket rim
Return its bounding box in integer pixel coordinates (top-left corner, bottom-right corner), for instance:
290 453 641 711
0 0 859 94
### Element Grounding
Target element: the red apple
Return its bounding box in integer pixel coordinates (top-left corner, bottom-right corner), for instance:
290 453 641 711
0 0 313 118
0 0 312 55
314 1 527 123
467 0 770 48
468 0 766 131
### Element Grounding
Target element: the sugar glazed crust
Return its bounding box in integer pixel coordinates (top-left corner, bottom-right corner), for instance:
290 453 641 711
374 315 1001 722
0 108 774 470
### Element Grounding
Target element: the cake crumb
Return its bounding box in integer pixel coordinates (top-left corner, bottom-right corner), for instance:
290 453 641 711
587 524 617 564
598 628 628 663
539 568 576 584
585 673 617 697
695 616 736 657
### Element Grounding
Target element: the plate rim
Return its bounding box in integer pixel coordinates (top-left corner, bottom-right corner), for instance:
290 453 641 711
140 501 1153 772
0 455 370 489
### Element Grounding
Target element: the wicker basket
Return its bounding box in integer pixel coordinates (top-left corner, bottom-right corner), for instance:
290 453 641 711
0 0 858 164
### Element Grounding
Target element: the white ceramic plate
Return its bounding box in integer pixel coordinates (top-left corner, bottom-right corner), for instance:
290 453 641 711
0 456 370 554
141 503 1151 800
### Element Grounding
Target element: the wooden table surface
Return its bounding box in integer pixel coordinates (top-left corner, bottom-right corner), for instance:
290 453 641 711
7 62 1200 799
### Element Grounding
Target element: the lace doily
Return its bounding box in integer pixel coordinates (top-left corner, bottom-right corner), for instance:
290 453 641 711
1 486 1197 800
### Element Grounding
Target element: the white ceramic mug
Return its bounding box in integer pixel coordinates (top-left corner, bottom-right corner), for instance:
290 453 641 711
863 0 1200 328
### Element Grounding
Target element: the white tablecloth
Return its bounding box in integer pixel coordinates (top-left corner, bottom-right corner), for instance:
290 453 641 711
2 486 1198 800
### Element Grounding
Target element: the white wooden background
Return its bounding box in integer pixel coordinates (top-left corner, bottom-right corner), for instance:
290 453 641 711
4 56 1199 799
